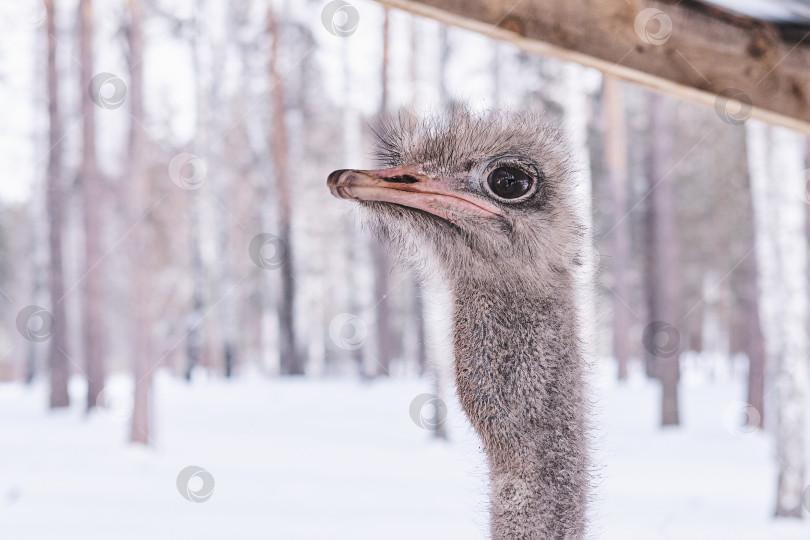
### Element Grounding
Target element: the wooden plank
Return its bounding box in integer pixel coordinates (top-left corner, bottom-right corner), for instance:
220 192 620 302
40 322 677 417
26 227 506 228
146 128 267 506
377 0 810 133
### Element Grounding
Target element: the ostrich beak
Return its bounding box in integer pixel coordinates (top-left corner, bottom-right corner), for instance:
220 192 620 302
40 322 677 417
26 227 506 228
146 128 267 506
327 166 501 222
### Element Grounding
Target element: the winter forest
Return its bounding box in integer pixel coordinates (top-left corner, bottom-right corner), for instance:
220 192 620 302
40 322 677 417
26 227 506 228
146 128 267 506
1 0 810 538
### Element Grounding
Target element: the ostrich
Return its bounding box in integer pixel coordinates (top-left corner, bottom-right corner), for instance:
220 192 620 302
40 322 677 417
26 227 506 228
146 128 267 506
327 107 591 539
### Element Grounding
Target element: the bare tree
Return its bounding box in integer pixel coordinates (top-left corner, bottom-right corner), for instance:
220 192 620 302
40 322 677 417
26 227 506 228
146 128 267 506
78 0 106 411
737 160 766 429
267 6 302 375
186 2 208 380
185 208 205 380
407 15 429 376
644 91 681 426
561 63 596 371
746 120 807 518
428 22 453 440
126 0 153 444
372 7 394 377
338 29 368 376
210 8 238 379
27 170 48 384
45 0 70 409
239 8 280 375
439 25 449 103
602 76 631 381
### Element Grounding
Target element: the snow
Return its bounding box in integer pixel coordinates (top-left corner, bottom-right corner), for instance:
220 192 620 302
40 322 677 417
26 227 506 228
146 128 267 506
1 363 809 539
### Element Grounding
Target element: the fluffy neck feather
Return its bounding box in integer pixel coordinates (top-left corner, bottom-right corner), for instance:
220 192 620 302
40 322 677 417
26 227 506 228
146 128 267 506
451 274 588 539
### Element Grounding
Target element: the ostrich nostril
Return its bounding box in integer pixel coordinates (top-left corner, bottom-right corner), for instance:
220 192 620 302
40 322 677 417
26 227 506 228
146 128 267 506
382 175 419 184
327 169 350 186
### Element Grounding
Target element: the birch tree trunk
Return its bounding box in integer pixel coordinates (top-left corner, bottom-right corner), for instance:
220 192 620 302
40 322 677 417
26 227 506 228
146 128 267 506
603 76 631 381
126 0 153 445
561 63 597 388
746 120 807 518
208 15 238 379
246 113 280 375
424 274 450 441
340 37 369 376
45 0 70 409
79 0 106 411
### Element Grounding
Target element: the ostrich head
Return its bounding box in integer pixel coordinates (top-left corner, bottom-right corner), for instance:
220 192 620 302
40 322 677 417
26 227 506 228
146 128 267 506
327 107 584 289
328 107 592 537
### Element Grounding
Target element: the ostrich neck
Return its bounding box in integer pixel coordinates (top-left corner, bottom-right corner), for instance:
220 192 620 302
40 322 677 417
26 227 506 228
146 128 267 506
451 276 587 540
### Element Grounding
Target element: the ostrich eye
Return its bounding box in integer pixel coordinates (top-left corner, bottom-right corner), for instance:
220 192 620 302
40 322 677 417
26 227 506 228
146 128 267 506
486 166 533 200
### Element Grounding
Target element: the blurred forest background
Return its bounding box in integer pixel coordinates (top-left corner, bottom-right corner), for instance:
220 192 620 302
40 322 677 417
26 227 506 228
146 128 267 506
2 0 810 537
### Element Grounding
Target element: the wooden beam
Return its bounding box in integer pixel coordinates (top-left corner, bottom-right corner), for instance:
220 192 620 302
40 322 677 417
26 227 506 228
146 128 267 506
378 0 810 133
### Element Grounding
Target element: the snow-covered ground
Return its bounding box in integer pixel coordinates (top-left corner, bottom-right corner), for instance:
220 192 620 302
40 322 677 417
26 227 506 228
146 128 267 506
1 362 809 539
